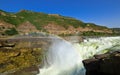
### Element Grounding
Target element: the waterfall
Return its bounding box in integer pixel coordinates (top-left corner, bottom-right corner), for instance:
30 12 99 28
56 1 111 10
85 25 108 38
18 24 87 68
37 36 120 75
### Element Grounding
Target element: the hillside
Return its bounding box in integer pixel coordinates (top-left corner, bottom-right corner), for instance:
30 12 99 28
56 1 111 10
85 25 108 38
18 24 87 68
111 28 120 35
111 28 120 33
0 9 113 37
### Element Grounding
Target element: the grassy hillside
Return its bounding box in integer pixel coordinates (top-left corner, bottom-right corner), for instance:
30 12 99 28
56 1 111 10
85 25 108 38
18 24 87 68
0 10 109 29
0 9 113 36
111 28 120 35
0 10 86 28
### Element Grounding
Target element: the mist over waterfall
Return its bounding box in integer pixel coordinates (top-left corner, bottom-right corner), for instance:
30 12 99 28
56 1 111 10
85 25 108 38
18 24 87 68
38 37 85 75
37 36 120 75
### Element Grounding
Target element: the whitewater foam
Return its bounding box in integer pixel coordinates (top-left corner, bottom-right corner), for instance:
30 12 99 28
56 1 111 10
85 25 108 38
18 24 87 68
37 36 120 75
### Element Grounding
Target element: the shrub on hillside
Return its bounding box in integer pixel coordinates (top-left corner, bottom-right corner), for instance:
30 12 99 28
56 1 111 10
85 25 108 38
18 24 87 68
5 28 18 35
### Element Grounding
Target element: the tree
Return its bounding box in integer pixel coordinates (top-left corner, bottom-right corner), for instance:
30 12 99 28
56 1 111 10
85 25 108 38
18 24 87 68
5 28 18 35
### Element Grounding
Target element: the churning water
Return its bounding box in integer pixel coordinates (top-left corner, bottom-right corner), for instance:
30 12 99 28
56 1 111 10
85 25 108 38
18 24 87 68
37 36 120 75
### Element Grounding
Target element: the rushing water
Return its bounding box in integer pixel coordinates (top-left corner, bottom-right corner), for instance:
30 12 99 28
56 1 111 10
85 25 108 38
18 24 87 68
37 36 120 75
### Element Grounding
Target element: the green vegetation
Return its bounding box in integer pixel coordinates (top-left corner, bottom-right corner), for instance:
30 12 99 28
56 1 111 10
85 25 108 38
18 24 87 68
5 28 18 35
85 23 109 29
0 9 107 30
82 31 111 36
1 9 117 36
58 31 114 36
59 33 73 36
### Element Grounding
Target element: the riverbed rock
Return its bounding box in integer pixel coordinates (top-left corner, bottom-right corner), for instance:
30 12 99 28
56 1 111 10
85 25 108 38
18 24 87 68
0 40 15 49
7 66 39 75
83 58 99 72
82 51 120 75
0 39 44 75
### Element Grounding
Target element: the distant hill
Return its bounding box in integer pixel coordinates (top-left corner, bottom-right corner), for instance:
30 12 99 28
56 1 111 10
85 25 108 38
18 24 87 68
0 9 113 37
111 28 120 35
111 28 120 31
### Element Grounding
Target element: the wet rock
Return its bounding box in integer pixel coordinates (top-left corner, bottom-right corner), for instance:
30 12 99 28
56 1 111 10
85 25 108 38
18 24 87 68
83 58 99 71
22 66 39 74
83 51 120 75
94 53 109 59
7 66 39 75
83 58 100 75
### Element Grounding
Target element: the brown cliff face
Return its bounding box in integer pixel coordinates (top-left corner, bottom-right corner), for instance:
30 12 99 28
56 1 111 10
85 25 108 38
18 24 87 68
17 21 38 34
0 20 112 37
43 23 112 35
0 21 15 30
0 20 15 36
0 11 7 16
44 23 66 34
0 9 114 36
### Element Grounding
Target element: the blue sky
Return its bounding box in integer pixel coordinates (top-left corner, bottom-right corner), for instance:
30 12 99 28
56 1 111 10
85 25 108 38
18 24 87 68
0 0 120 28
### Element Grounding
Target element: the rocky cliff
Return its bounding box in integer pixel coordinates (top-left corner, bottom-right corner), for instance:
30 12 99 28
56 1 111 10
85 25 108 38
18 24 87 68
0 37 52 75
83 51 120 75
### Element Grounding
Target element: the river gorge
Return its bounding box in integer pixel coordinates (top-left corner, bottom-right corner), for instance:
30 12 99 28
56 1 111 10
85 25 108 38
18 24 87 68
0 34 120 75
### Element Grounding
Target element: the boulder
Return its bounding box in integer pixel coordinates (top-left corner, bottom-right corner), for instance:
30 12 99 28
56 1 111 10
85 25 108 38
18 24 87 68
83 51 120 75
83 58 99 72
0 40 15 48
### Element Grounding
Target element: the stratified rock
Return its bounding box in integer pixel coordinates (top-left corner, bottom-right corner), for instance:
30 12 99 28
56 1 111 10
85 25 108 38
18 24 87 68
83 51 120 75
7 66 39 75
0 39 44 74
0 40 15 48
